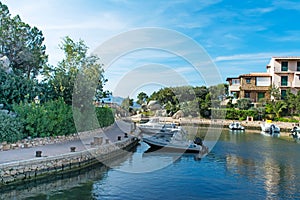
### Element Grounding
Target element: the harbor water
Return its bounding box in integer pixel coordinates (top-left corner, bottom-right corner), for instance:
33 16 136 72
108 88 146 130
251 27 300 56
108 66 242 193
2 128 300 200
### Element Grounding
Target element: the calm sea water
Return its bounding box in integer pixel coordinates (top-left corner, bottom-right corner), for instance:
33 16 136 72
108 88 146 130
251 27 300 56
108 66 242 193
2 129 300 200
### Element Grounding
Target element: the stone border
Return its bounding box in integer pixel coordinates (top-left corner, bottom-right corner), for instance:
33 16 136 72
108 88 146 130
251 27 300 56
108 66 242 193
0 137 139 185
0 125 114 151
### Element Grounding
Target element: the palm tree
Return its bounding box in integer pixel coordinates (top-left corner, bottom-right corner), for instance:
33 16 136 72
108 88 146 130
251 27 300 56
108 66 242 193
266 100 287 118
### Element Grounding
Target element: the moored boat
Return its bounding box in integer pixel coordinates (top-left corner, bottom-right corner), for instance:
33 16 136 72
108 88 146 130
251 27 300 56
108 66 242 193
229 122 245 131
138 118 181 134
290 126 300 139
260 122 280 136
142 129 208 154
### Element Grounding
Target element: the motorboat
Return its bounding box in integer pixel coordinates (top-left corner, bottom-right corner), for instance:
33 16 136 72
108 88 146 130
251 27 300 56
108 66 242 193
142 129 208 154
290 126 300 139
229 122 245 131
260 122 280 136
138 118 180 134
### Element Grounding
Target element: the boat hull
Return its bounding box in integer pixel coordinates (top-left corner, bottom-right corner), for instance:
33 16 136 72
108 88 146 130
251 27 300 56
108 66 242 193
142 137 201 153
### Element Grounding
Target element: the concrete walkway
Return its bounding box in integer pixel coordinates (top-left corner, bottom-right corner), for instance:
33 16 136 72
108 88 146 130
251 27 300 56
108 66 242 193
0 121 136 164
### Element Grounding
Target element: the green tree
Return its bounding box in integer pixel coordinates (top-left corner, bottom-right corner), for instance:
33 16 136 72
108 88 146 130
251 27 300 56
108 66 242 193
0 68 40 110
269 84 281 100
194 86 209 100
46 36 107 105
0 2 47 79
237 98 252 110
285 90 297 115
137 92 148 105
209 84 228 101
121 97 134 113
266 100 287 119
149 87 179 114
180 98 200 117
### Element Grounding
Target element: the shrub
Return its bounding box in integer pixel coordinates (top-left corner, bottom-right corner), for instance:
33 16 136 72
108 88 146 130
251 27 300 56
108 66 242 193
0 112 24 143
275 117 299 123
210 108 259 120
13 99 76 138
13 100 115 138
95 106 115 127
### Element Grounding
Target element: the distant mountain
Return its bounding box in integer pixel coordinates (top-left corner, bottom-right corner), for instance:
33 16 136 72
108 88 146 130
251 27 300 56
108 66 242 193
101 95 124 105
112 96 125 105
101 95 140 108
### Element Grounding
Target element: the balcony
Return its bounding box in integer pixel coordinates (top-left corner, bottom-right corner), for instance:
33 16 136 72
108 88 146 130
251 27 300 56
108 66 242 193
229 84 240 91
274 70 295 74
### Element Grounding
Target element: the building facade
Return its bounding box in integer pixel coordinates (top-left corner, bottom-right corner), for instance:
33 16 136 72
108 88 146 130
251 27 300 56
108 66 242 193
227 56 300 102
267 57 300 99
227 73 271 102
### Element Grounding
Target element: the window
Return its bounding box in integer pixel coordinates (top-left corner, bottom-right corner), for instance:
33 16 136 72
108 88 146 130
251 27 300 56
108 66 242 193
281 61 288 71
246 78 251 84
256 77 271 86
258 92 265 100
281 76 288 86
281 90 287 100
232 79 240 85
245 92 250 98
297 62 300 71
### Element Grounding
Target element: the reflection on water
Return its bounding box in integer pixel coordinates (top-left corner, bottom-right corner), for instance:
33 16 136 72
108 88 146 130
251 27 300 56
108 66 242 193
1 128 300 199
0 145 137 200
0 163 106 200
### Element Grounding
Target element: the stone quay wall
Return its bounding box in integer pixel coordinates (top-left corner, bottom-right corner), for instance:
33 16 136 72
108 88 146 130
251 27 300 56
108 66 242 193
0 127 113 151
0 137 139 185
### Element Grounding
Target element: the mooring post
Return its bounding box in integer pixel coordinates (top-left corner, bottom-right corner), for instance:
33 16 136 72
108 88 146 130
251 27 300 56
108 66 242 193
36 151 42 157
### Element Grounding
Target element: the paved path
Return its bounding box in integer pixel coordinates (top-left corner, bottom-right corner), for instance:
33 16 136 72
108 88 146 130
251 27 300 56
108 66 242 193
0 121 136 164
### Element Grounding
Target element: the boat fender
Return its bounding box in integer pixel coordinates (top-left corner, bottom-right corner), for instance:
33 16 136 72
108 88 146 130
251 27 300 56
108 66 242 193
270 124 275 135
194 137 203 145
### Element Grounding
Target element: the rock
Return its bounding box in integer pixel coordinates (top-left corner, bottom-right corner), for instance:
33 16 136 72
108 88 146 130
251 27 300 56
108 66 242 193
172 110 184 119
0 56 12 74
2 144 11 151
155 109 167 117
147 100 161 111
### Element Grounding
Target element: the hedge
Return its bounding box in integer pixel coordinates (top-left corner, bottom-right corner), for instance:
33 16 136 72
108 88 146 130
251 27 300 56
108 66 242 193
13 99 76 138
211 108 259 120
0 112 24 143
13 100 115 138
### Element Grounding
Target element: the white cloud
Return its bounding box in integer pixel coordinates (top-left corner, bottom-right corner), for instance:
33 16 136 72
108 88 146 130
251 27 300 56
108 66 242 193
214 51 300 62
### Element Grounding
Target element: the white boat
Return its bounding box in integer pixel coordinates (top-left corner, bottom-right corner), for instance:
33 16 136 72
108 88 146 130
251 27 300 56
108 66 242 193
229 122 245 131
142 129 208 154
138 118 180 134
260 122 280 136
290 126 300 139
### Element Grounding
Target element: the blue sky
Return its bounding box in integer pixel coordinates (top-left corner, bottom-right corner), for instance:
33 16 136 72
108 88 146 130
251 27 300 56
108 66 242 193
3 0 300 98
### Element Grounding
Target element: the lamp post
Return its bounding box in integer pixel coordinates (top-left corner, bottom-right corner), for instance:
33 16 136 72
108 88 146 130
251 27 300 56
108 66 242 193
34 96 40 104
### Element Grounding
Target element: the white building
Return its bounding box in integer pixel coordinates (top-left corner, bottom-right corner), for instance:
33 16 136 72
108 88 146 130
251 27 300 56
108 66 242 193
266 57 300 98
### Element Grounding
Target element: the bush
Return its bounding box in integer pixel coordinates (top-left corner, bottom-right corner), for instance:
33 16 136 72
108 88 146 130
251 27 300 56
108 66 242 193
13 100 115 138
96 106 115 127
13 99 76 138
211 108 259 120
275 117 299 123
0 112 24 143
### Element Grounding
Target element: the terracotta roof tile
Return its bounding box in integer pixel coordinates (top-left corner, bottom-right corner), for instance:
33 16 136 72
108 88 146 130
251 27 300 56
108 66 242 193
239 73 271 77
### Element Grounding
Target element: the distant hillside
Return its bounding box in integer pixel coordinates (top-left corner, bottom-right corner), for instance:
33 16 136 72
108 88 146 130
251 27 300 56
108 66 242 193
101 95 124 105
102 96 140 108
112 96 125 105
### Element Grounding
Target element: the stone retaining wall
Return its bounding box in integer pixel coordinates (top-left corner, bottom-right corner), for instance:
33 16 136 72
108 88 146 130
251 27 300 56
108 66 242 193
0 126 112 151
0 137 139 185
